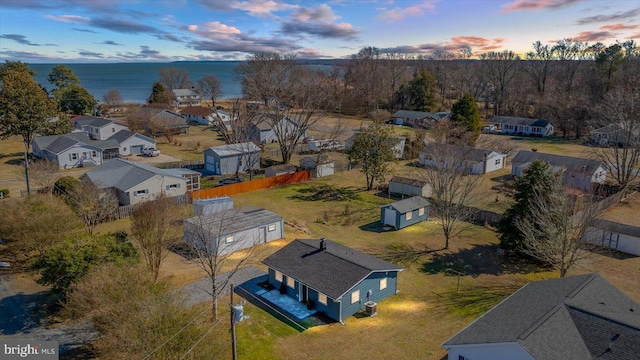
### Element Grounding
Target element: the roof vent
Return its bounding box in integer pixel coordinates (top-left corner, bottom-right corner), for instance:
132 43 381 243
320 238 327 251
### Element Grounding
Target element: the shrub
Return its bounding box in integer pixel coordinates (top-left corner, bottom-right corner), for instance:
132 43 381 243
54 176 81 196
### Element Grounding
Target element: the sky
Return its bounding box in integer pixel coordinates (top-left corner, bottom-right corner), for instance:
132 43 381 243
0 0 639 63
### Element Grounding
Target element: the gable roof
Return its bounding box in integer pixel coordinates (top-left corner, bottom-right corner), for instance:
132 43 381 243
205 142 261 157
72 116 117 128
390 176 428 188
392 110 450 121
83 158 183 191
266 164 297 173
384 196 430 214
108 129 155 145
490 116 552 128
172 88 200 97
35 133 110 154
590 218 640 238
184 205 282 237
262 239 403 300
512 151 604 174
180 106 214 117
443 273 640 360
422 142 504 163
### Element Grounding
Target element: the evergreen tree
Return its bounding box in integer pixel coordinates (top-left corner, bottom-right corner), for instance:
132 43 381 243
48 65 95 115
148 81 174 105
394 68 437 112
497 160 558 253
450 93 481 143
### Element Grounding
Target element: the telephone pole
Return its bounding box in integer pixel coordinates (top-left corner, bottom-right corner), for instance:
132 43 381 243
230 283 237 360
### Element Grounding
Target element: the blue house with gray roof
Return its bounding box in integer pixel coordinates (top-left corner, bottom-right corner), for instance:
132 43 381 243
262 238 403 323
489 116 554 137
381 196 430 229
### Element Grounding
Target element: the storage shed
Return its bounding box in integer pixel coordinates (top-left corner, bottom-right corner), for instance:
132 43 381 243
265 164 297 178
380 196 430 229
193 197 234 216
388 176 432 198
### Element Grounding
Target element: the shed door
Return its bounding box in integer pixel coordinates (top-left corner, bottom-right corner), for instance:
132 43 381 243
131 145 143 155
384 208 396 226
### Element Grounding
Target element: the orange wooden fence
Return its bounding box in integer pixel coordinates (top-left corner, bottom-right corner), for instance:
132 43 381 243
192 170 310 200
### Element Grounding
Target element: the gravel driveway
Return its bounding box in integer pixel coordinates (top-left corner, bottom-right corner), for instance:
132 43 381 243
179 266 266 306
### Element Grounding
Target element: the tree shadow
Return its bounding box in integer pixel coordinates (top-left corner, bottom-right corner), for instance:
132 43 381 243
0 152 22 159
0 290 50 335
289 184 361 202
359 220 388 233
421 244 542 277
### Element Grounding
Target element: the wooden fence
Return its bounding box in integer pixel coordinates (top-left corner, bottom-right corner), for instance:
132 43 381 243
192 170 310 200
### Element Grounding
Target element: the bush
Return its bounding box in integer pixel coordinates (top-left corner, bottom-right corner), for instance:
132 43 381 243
54 176 80 196
0 189 9 198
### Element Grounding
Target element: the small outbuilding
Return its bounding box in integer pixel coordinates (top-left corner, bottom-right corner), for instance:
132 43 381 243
299 157 335 178
265 164 297 178
193 197 234 216
388 176 432 198
204 142 262 175
380 196 430 230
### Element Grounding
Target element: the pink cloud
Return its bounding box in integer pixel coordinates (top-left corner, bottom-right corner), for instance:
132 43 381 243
501 0 583 13
376 0 439 22
572 30 615 42
184 21 241 38
599 23 640 31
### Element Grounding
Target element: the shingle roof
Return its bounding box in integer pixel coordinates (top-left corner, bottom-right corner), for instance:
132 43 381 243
590 219 640 238
390 176 428 188
443 273 640 360
73 116 115 128
262 239 403 300
83 158 183 191
205 142 261 157
267 164 297 173
384 196 430 214
108 129 155 145
489 116 552 128
392 110 450 121
180 106 214 117
173 89 199 97
184 205 282 238
422 143 502 162
512 151 604 174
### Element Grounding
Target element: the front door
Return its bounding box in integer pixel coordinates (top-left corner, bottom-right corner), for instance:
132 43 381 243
300 285 308 303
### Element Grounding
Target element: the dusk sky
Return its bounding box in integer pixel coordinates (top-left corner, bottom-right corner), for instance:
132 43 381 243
1 0 639 63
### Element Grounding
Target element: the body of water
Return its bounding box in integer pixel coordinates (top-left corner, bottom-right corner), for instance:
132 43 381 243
29 61 245 104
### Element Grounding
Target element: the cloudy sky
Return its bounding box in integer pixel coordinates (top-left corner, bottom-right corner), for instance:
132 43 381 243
0 0 638 63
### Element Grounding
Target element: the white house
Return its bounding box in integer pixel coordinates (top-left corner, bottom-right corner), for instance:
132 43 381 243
172 88 201 108
390 110 450 128
443 273 640 360
589 123 640 146
248 114 305 143
203 142 262 175
511 151 607 192
108 129 156 156
72 116 128 140
131 108 189 136
32 133 119 169
81 158 187 206
419 143 507 175
180 106 216 125
489 116 554 137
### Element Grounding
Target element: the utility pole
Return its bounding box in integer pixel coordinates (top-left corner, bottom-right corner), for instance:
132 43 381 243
230 283 237 360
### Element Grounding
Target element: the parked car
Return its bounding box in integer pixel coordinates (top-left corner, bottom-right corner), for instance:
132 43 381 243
482 125 497 134
217 177 243 186
142 147 160 157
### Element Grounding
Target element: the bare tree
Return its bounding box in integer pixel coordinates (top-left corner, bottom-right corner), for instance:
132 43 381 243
29 159 60 194
102 88 123 110
66 182 119 234
197 74 223 107
147 113 183 143
420 124 484 249
184 209 261 319
212 98 259 145
552 38 589 94
525 41 556 97
130 195 182 282
516 174 600 277
158 67 192 89
479 50 521 116
592 87 640 189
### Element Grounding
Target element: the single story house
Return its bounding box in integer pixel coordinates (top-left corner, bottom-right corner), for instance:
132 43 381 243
511 151 607 192
380 196 430 230
72 116 128 140
589 123 640 146
247 114 305 143
180 106 216 125
262 238 403 323
32 133 118 169
265 164 297 178
388 176 432 198
442 273 640 360
390 110 450 128
172 88 201 108
489 116 554 137
131 108 189 136
183 205 284 255
107 129 156 156
81 158 187 206
419 143 507 175
299 157 335 178
204 142 262 175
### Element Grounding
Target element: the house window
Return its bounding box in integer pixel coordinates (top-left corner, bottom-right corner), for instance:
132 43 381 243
268 224 276 232
351 290 360 304
123 147 127 152
459 356 468 360
274 270 283 282
286 276 295 288
112 127 116 133
418 207 425 216
406 211 413 221
91 150 97 157
166 183 180 190
495 158 501 165
70 153 78 161
225 236 234 243
380 278 387 290
134 189 149 196
318 292 327 305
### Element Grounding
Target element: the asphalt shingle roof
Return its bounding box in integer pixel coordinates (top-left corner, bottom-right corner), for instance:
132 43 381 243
443 273 640 360
83 158 182 191
262 239 403 300
389 176 428 188
512 151 603 174
180 106 214 117
184 205 282 239
385 196 430 214
108 129 154 145
489 115 552 128
73 116 115 128
206 142 261 157
423 143 501 162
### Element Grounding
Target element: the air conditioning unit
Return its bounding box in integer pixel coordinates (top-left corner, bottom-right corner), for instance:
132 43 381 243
364 301 377 316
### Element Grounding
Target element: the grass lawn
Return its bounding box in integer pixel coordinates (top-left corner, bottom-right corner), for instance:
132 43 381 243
155 126 226 161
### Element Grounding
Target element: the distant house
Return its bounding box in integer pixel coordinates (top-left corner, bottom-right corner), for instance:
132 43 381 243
299 157 335 178
82 158 187 205
262 238 403 323
183 205 284 255
590 123 640 146
132 108 189 136
72 116 129 140
380 196 430 230
419 143 507 175
388 176 432 198
344 134 406 159
308 139 343 152
442 273 640 360
390 110 450 128
180 106 216 125
172 88 201 108
248 114 304 143
265 164 297 178
203 142 262 175
489 116 554 137
511 151 607 192
107 129 156 156
32 133 118 168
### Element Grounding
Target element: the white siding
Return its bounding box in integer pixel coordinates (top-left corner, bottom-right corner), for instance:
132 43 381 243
125 176 187 206
57 145 103 169
119 135 156 156
586 227 640 256
97 123 128 140
446 342 534 360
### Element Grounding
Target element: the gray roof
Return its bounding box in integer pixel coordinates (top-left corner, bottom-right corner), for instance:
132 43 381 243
172 88 199 97
490 116 552 128
423 143 502 162
390 176 428 188
591 218 640 238
384 196 430 214
443 273 640 360
184 205 282 238
205 142 261 157
73 116 115 128
108 129 155 145
512 151 604 174
91 139 120 150
163 168 201 177
83 158 183 191
392 110 450 121
262 239 403 300
39 133 105 154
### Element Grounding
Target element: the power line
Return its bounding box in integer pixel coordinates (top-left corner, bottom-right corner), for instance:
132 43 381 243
141 307 210 360
179 319 222 360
